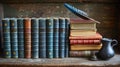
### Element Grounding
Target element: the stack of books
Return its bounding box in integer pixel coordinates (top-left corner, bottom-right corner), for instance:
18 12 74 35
69 18 102 57
1 17 70 59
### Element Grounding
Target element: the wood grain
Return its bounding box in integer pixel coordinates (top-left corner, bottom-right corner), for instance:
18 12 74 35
0 54 120 67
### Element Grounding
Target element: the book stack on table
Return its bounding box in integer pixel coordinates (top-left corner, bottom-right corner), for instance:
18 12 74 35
69 18 102 57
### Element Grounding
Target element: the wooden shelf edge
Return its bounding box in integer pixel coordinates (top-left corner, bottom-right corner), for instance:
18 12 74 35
0 54 120 67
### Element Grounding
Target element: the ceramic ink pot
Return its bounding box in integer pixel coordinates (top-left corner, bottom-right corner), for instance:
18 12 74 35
96 38 118 60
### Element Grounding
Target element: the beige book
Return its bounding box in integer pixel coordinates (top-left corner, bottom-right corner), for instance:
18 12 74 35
70 44 102 50
70 30 96 36
71 23 96 30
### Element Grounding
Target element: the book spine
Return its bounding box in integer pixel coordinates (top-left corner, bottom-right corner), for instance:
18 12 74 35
53 18 59 58
17 18 24 58
24 18 31 59
0 5 3 57
2 18 11 58
70 39 101 44
0 18 3 57
69 33 102 40
46 18 53 58
70 51 98 57
65 18 70 57
70 44 102 50
31 18 39 58
10 18 18 58
59 18 66 58
39 18 46 58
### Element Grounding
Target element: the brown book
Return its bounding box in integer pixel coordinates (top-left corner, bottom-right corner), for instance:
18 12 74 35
70 44 102 50
24 18 31 58
70 30 96 36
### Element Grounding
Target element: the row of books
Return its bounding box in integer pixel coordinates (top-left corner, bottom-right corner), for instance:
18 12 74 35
1 17 70 58
69 18 102 57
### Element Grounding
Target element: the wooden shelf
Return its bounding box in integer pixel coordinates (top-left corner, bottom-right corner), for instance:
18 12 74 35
0 54 120 67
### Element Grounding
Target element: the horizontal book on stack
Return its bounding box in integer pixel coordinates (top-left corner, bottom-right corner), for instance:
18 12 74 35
69 18 102 57
70 51 98 57
1 17 70 59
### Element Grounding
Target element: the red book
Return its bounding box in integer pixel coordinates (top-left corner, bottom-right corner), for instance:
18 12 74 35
69 33 102 40
24 18 31 59
70 39 101 44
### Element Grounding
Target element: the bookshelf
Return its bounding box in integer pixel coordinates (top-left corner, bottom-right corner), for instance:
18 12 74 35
0 55 120 67
0 0 120 67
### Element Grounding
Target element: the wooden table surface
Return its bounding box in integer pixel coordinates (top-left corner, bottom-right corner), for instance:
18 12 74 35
0 54 120 67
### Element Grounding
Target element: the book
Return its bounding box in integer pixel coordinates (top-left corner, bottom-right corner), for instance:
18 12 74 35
70 51 98 57
71 23 96 31
24 18 31 59
10 18 18 58
70 44 102 50
39 18 46 58
70 18 96 30
46 18 54 58
65 18 70 57
17 18 24 58
2 18 11 58
70 39 101 44
31 18 39 58
69 33 102 40
70 29 96 36
0 5 4 57
59 18 66 58
53 18 59 58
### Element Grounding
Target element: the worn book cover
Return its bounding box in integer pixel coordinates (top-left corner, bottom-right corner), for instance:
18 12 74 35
70 29 96 36
31 18 39 58
24 18 31 59
70 50 98 57
39 18 46 58
10 18 18 58
53 18 59 58
46 18 54 58
69 33 102 40
70 39 101 44
70 44 102 50
17 18 24 58
59 18 66 58
2 18 11 58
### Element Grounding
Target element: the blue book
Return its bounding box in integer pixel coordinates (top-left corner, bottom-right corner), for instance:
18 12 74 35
65 18 70 57
2 18 11 58
46 18 53 58
17 18 24 58
39 18 46 58
31 18 39 58
59 18 66 58
53 18 59 58
10 18 18 58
